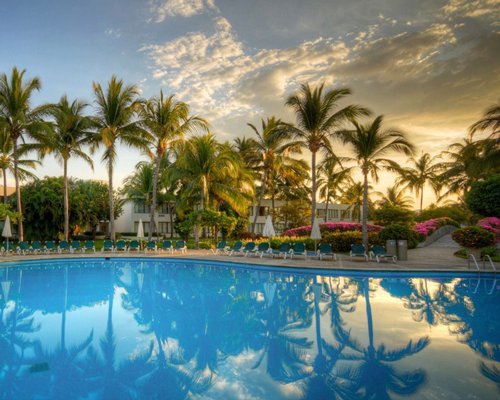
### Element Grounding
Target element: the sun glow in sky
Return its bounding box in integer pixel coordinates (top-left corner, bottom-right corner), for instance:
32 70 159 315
1 0 499 208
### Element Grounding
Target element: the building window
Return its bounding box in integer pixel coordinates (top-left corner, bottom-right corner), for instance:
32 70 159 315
134 200 150 214
256 223 264 233
158 222 170 233
328 209 339 219
158 203 171 214
341 210 349 220
258 206 269 216
134 221 151 234
318 210 326 219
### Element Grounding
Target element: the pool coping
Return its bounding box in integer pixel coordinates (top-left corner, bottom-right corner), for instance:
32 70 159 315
0 251 497 274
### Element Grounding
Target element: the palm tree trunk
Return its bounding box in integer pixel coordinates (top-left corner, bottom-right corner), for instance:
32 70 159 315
419 186 424 213
169 204 174 239
364 280 374 351
108 159 115 241
311 151 317 227
362 172 369 249
63 159 69 241
313 283 323 358
12 138 23 241
3 168 7 204
61 266 68 350
325 190 330 222
149 157 161 241
252 170 267 234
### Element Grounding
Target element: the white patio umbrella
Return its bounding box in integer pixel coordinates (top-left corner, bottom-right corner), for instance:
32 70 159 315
263 282 277 307
262 215 276 244
310 217 322 252
2 216 12 253
137 219 144 239
1 267 10 301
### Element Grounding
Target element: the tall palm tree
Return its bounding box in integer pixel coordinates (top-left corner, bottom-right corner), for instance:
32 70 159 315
339 116 414 248
0 128 38 203
246 117 304 233
470 100 500 139
375 184 414 210
339 181 367 223
31 96 94 240
397 152 440 212
317 155 351 221
122 161 155 209
140 91 208 240
92 75 146 240
286 82 370 226
0 67 48 240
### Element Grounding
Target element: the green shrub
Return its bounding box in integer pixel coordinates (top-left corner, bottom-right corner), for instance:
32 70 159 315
451 226 495 248
379 224 420 249
415 206 470 224
466 175 500 217
372 204 414 226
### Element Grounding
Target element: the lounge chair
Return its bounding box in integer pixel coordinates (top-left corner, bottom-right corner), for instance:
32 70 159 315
145 240 157 253
58 240 70 254
115 240 127 252
289 243 307 259
370 244 397 263
173 240 187 254
318 243 337 261
45 240 57 254
128 240 140 252
84 240 95 253
31 241 43 254
247 242 269 258
227 241 243 256
102 239 114 252
159 240 173 253
268 243 291 259
70 241 82 253
241 242 256 257
350 244 368 261
17 241 31 255
211 240 227 255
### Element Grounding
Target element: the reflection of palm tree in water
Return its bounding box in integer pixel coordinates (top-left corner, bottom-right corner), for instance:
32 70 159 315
403 280 452 327
346 279 430 398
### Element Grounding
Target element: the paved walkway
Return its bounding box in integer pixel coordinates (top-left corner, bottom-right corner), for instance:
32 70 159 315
0 236 496 273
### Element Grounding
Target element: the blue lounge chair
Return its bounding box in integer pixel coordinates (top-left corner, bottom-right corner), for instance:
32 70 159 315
248 242 269 258
350 244 368 261
145 240 157 253
31 241 42 254
211 240 227 255
318 243 337 261
58 240 70 254
102 239 114 252
370 244 397 263
128 240 140 252
17 241 31 255
227 241 243 256
289 243 307 259
45 240 57 254
241 242 256 257
70 241 82 253
268 243 290 259
173 240 187 254
160 240 173 253
84 240 95 253
115 240 127 252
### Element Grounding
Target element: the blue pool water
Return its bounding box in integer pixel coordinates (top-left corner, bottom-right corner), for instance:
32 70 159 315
0 258 498 399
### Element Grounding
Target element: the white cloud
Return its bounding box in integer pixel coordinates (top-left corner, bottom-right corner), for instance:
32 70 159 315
150 0 217 22
104 28 121 38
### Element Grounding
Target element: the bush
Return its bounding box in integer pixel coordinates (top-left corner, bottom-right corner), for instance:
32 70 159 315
379 224 420 249
415 206 470 224
452 226 495 248
414 217 460 237
372 205 414 226
477 217 500 241
283 222 382 237
466 175 500 217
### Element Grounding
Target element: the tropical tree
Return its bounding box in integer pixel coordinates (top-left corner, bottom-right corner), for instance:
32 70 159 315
317 155 351 221
0 67 49 240
31 96 94 240
339 181 373 223
140 91 208 240
286 82 370 226
470 100 500 139
375 184 414 210
246 117 304 233
0 128 38 203
92 75 146 240
339 116 414 248
397 152 440 212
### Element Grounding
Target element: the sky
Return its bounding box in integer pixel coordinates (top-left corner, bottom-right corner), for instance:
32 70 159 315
1 0 499 208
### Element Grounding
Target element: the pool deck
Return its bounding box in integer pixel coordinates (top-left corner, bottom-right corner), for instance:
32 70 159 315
0 245 497 273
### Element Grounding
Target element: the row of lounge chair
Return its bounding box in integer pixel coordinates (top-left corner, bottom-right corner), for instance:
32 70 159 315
3 239 188 255
211 241 396 262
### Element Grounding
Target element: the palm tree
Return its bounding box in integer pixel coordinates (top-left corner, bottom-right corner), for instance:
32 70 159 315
31 96 94 240
470 100 500 139
339 116 414 248
92 75 146 240
286 82 370 226
397 152 440 212
246 117 304 233
317 155 351 221
0 67 48 240
375 184 414 210
0 128 38 203
339 181 367 223
140 91 208 240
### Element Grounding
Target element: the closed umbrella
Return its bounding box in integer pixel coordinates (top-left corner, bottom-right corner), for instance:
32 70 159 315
310 217 322 252
262 215 276 243
2 216 12 253
137 219 144 239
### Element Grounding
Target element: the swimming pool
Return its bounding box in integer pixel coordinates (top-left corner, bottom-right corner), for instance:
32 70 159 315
0 258 498 399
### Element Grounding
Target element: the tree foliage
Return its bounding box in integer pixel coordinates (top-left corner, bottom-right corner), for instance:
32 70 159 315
466 175 500 217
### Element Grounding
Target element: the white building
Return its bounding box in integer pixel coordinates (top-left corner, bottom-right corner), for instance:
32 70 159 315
115 198 351 236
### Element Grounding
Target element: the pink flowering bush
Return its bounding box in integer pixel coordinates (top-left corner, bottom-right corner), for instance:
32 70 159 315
282 222 382 237
477 217 500 242
414 217 460 237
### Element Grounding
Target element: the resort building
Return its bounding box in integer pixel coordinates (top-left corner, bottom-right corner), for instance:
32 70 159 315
115 198 351 236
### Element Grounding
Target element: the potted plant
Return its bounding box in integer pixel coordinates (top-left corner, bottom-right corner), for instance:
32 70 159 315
451 226 495 259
